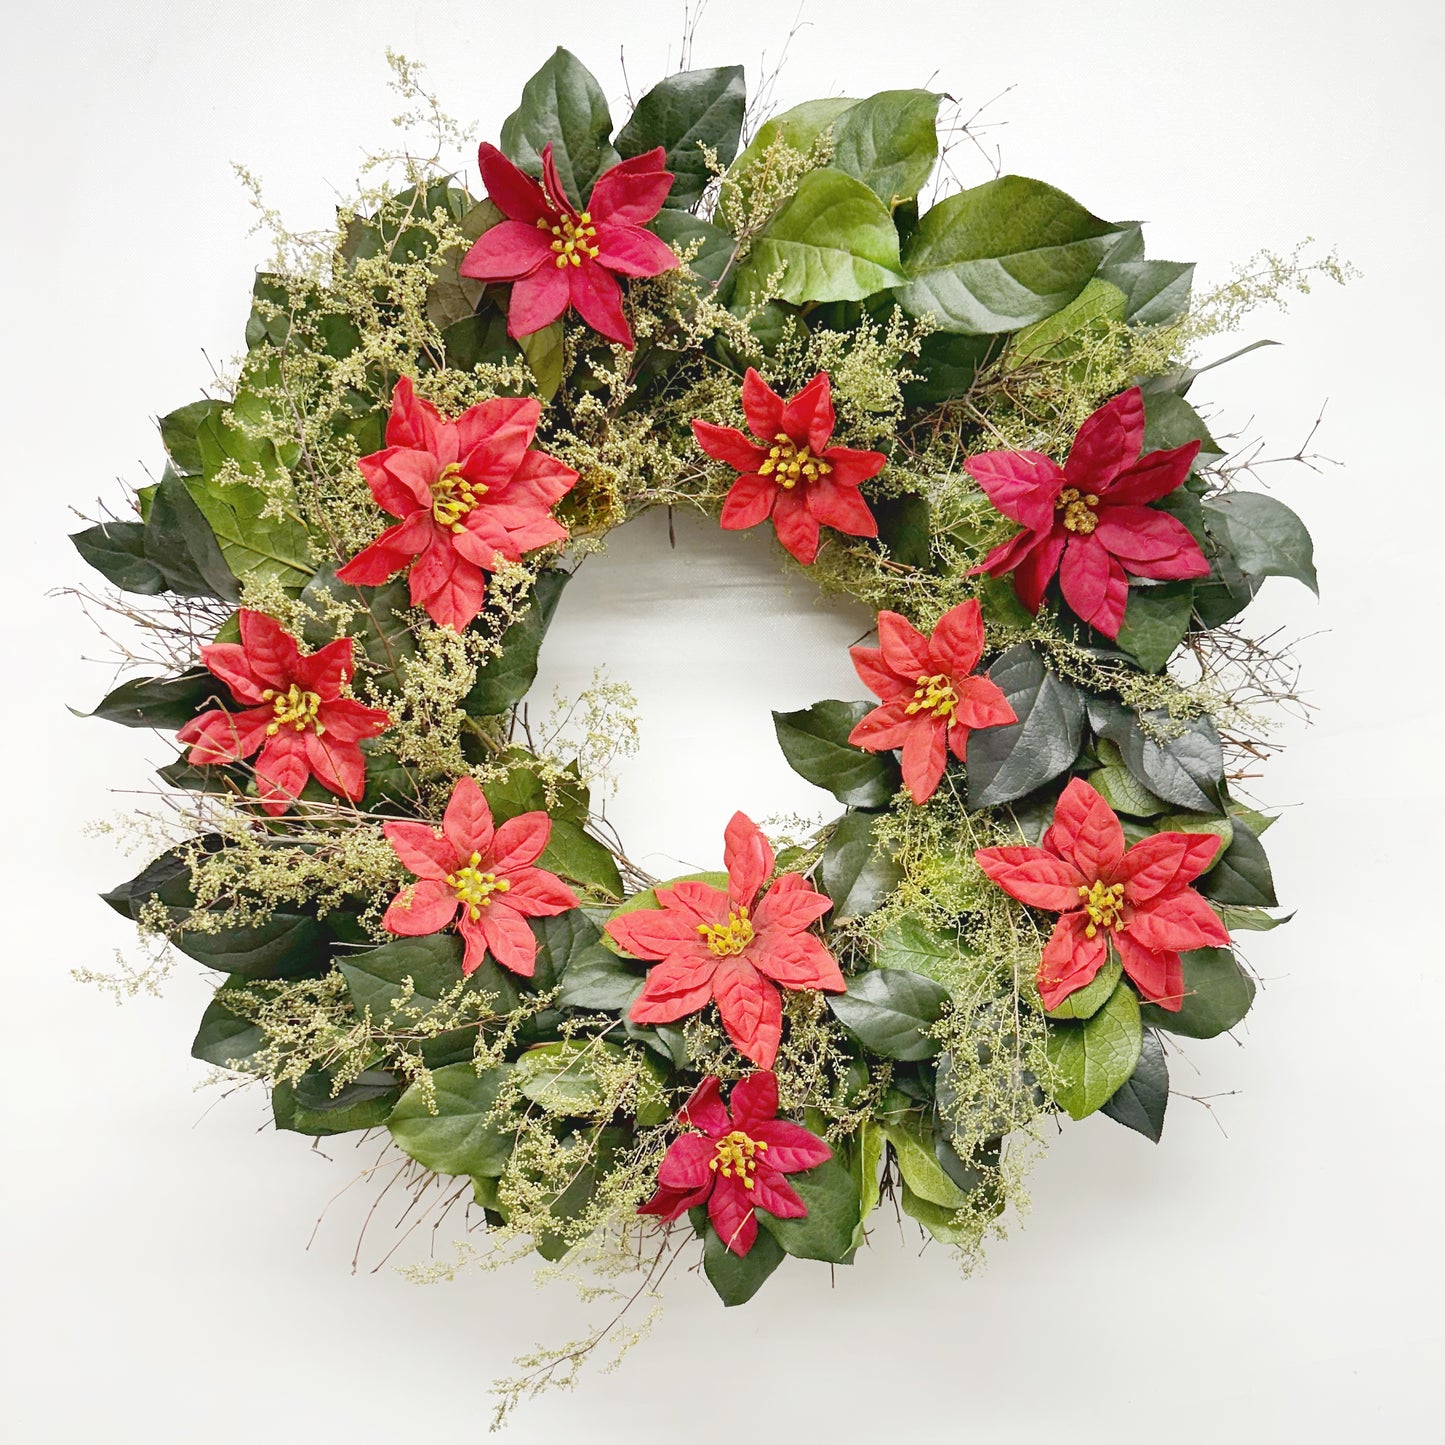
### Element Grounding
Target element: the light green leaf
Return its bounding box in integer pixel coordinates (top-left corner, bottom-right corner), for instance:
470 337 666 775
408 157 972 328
1045 979 1143 1120
183 474 314 588
1100 1026 1169 1142
874 915 973 983
827 968 948 1061
386 1063 517 1177
514 1040 628 1115
830 89 941 204
727 97 859 193
847 1121 885 1251
1046 953 1122 1021
883 1120 967 1208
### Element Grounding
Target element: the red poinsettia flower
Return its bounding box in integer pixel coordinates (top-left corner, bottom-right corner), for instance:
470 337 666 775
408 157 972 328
693 369 886 566
336 377 576 632
606 812 844 1068
177 610 390 817
966 387 1210 638
638 1071 831 1256
459 142 678 348
381 775 579 977
847 600 1018 805
974 777 1230 1011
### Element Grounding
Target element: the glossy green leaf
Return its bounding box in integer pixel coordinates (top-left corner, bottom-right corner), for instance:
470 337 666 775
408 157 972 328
871 492 933 569
273 1075 398 1136
1089 697 1224 813
1089 762 1170 819
1010 276 1127 361
520 321 565 401
1203 491 1319 595
465 569 571 715
727 97 858 196
758 1155 859 1262
387 1062 518 1177
76 668 219 731
830 89 941 203
897 176 1125 333
191 993 265 1071
183 473 314 588
500 47 617 204
1217 905 1292 933
1140 947 1255 1039
1197 818 1277 907
615 65 745 209
820 809 903 921
515 1040 628 1115
828 967 948 1060
1116 582 1194 672
145 473 242 602
650 209 734 285
874 915 972 983
964 644 1086 809
772 699 901 808
1045 978 1143 1120
533 909 632 1009
1097 228 1195 326
1046 953 1122 1020
1100 1026 1169 1141
703 1219 784 1305
159 399 226 476
172 911 330 981
884 1119 967 1208
847 1120 885 1251
539 818 623 899
71 521 167 595
733 168 904 306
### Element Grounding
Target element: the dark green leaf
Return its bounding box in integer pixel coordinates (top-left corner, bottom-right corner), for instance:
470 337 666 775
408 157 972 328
1116 582 1194 673
1140 947 1255 1039
758 1156 859 1262
1100 1026 1169 1141
820 809 903 921
1142 391 1222 462
828 968 948 1060
71 521 166 595
191 993 265 1071
145 473 241 601
76 668 219 730
615 65 745 209
1197 818 1277 907
465 569 571 715
387 1062 518 1177
539 818 623 899
772 700 901 808
830 89 940 204
649 209 734 285
159 399 226 476
1097 229 1195 326
872 493 932 569
172 911 330 980
704 1222 784 1305
902 331 998 406
300 570 416 698
964 644 1085 809
554 915 644 1010
500 47 617 204
1045 978 1143 1120
1089 698 1224 813
273 1077 397 1136
1203 492 1319 595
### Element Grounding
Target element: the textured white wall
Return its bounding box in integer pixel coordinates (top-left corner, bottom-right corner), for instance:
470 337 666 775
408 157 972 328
4 2 1441 1441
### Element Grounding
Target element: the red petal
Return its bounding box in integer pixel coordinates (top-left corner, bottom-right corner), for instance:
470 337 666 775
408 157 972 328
540 144 577 213
383 821 458 881
489 811 551 871
1045 778 1126 881
196 643 268 705
180 706 271 764
606 907 708 959
724 811 774 908
1126 890 1230 953
750 931 846 992
452 397 541 473
849 644 905 701
740 369 785 441
750 1171 806 1219
1094 506 1208 567
708 1177 759 1255
336 530 417 587
1113 931 1184 1008
929 599 984 677
315 697 390 745
848 699 915 752
591 222 678 278
770 486 821 564
442 774 495 856
358 448 432 518
477 904 538 976
253 733 309 815
964 450 1063 531
476 142 550 223
384 878 460 936
718 475 776 530
460 220 552 282
656 879 731 925
657 1132 715 1190
568 261 633 347
781 372 835 454
1037 913 1108 1010
1103 440 1200 506
900 719 948 804
293 637 354 698
821 445 887 486
384 378 446 454
1064 388 1145 492
637 1181 711 1221
1011 531 1067 614
805 477 878 538
753 873 831 932
237 611 301 689
499 866 578 917
409 534 488 631
678 1075 729 1136
953 675 1017 731
728 1071 778 1130
751 1119 832 1173
506 263 571 340
974 846 1087 909
693 420 767 473
303 733 365 801
587 148 674 223
1116 832 1221 901
712 957 783 1068
1059 534 1128 637
876 611 932 676
630 957 716 1023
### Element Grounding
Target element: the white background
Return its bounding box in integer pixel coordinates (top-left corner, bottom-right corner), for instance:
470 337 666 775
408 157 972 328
3 2 1442 1441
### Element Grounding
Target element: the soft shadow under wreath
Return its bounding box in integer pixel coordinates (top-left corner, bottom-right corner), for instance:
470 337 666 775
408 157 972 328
69 45 1335 1419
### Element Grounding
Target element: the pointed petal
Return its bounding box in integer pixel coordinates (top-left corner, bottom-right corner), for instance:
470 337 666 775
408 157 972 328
1103 440 1201 505
442 774 495 856
712 957 782 1068
1059 535 1129 637
196 643 269 705
568 261 633 347
384 378 446 454
1011 531 1068 614
750 931 845 992
693 421 768 474
753 873 832 932
459 219 552 282
630 957 716 1023
964 450 1063 531
314 697 390 745
848 698 915 753
587 148 674 223
781 372 835 454
293 637 354 698
1064 388 1145 491
900 719 948 804
489 811 551 871
409 534 488 631
452 396 541 471
1045 778 1126 880
476 141 550 223
718 475 777 530
1126 890 1230 953
1117 832 1221 901
770 486 821 564
457 915 491 976
929 599 985 677
237 611 301 689
383 821 458 881
974 846 1087 909
952 675 1017 731
252 733 310 815
383 878 460 936
876 611 932 677
505 263 571 339
849 644 906 701
678 1075 729 1136
708 1178 759 1255
749 1171 806 1219
179 706 271 764
303 734 366 801
740 369 785 441
591 222 678 277
728 1071 778 1131
724 811 773 908
1113 931 1184 1009
751 1120 831 1174
821 445 887 486
805 477 877 538
499 865 578 918
1094 506 1211 568
336 527 420 587
1037 913 1108 1010
477 903 538 977
657 1132 716 1190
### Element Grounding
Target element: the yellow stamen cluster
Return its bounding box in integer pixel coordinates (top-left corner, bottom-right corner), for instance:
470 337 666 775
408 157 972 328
709 1129 768 1190
261 684 323 737
905 673 958 720
1078 880 1126 938
696 905 755 957
757 433 832 490
1057 487 1101 534
448 851 510 921
537 209 599 268
431 461 488 532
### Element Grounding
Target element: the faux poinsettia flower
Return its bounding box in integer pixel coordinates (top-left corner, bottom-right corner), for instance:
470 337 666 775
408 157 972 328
381 774 579 977
847 600 1018 805
693 369 886 566
607 812 845 1068
459 142 678 348
966 387 1210 638
637 1072 831 1256
336 377 576 632
974 777 1230 1011
177 610 390 817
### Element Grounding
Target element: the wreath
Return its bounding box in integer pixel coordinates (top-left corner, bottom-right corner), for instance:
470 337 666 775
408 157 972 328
71 47 1330 1414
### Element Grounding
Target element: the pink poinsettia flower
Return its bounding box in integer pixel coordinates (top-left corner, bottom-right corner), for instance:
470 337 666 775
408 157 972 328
848 600 1017 804
336 377 576 632
459 142 678 348
381 775 579 977
177 610 390 817
692 369 886 566
974 777 1230 1011
966 387 1210 638
638 1071 831 1256
606 812 844 1069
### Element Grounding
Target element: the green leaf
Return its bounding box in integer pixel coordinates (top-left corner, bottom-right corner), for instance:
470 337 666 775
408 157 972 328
146 473 241 602
1217 905 1292 933
1097 228 1195 326
820 809 903 921
387 1063 517 1177
874 915 972 983
159 399 226 476
514 1040 627 1115
1046 953 1122 1020
536 910 635 1010
1140 947 1255 1039
964 644 1085 809
1197 818 1277 907
883 1119 967 1208
615 65 745 210
1045 979 1143 1121
1010 276 1127 361
539 818 623 899
1100 1026 1169 1142
727 97 858 194
872 493 932 569
703 1219 784 1305
1143 391 1222 462
830 89 941 204
771 699 901 808
648 210 734 285
847 1121 885 1251
1089 763 1169 819
71 521 166 595
902 331 998 406
1202 492 1318 595
896 176 1125 333
172 911 330 980
191 993 265 1071
1148 811 1234 865
183 473 314 588
500 47 617 204
273 1076 398 1136
604 872 730 957
758 1155 859 1262
76 668 219 731
299 570 416 698
1116 582 1194 672
828 968 948 1061
899 1182 979 1246
464 569 571 715
732 168 904 306
1089 697 1224 813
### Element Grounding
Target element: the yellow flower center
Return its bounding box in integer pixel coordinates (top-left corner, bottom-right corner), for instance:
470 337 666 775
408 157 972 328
431 462 488 533
448 851 510 921
537 208 600 268
905 673 958 720
709 1129 768 1190
261 683 324 736
1057 487 1101 534
696 905 755 957
1078 880 1126 938
757 433 833 490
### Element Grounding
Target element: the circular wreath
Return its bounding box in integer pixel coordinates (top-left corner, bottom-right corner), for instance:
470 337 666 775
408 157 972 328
73 48 1325 1411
